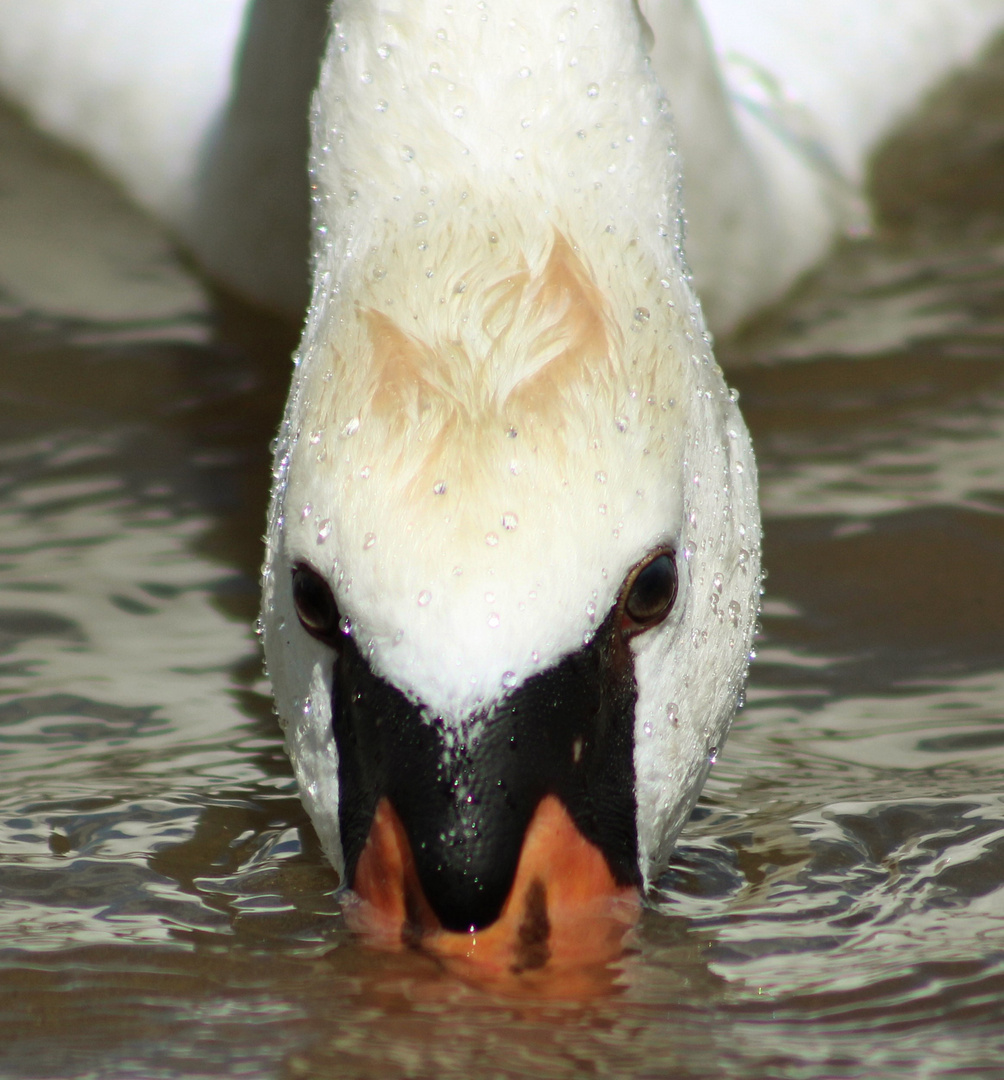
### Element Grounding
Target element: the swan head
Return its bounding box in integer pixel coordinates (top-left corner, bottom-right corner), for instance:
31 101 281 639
260 1 760 971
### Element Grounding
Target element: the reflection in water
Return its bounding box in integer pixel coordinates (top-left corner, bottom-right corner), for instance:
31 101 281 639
1 35 1004 1080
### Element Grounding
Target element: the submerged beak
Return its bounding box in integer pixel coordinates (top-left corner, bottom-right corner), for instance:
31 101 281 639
331 608 643 982
348 794 639 985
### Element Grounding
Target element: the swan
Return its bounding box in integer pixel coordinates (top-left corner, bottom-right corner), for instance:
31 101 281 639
3 0 1003 978
260 0 761 976
258 2 1004 975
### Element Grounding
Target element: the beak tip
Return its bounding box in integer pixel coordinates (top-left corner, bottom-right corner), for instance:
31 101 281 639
346 794 641 988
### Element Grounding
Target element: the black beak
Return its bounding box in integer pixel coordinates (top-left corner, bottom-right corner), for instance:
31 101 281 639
331 607 641 932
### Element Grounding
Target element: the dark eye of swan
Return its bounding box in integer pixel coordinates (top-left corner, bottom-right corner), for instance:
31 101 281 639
291 564 340 642
621 551 678 638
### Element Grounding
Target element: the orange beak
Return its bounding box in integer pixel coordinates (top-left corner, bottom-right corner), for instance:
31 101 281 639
344 794 640 993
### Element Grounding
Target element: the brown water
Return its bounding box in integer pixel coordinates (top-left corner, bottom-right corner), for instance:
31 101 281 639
2 39 1004 1080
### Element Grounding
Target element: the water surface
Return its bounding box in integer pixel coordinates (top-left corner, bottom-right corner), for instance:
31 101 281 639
1 39 1004 1080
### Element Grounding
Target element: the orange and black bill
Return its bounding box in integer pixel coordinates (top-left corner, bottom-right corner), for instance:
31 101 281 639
330 605 643 985
346 795 639 994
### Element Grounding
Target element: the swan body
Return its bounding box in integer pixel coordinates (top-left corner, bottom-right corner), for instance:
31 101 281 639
2 1 1002 331
0 1 245 241
663 0 1004 328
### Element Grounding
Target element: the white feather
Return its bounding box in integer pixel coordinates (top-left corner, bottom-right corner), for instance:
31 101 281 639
2 1 1001 329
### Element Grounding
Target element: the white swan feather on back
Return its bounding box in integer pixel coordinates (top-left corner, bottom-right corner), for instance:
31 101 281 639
2 1 1002 330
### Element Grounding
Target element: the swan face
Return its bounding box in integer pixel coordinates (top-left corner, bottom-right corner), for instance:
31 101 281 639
260 0 760 958
262 211 759 933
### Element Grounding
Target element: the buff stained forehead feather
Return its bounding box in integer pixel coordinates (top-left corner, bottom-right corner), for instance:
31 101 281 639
297 222 692 504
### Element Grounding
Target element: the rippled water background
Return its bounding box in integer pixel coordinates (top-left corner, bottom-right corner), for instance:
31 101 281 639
1 35 1004 1080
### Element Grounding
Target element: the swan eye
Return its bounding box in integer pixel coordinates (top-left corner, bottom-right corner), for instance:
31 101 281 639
291 564 340 642
622 552 677 637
